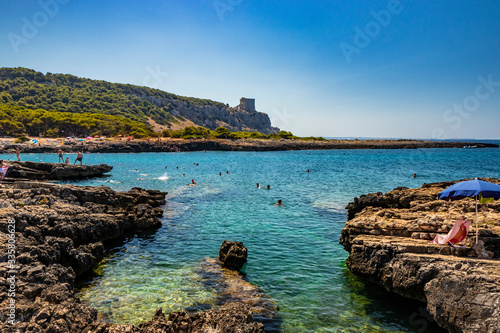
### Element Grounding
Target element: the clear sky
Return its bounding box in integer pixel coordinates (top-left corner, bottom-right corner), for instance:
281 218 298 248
1 0 499 138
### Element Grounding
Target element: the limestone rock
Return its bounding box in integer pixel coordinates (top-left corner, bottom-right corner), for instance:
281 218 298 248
341 178 500 333
4 161 112 180
219 241 248 271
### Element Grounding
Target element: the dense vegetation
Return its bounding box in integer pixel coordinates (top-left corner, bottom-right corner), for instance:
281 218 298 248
160 126 325 141
0 105 152 138
0 67 227 127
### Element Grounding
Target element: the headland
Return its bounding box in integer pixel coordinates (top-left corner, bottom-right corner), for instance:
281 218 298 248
0 138 497 155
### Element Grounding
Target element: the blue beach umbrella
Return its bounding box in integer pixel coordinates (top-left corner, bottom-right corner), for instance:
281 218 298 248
439 178 500 244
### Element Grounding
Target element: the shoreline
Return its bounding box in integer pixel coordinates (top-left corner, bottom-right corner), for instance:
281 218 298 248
0 138 498 154
0 181 267 332
340 179 500 332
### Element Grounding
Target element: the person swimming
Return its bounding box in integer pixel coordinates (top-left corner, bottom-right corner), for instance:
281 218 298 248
275 199 283 206
189 179 197 186
265 185 271 189
256 183 260 188
305 169 311 172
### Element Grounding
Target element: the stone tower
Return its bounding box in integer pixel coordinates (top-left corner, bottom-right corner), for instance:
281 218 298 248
238 98 256 112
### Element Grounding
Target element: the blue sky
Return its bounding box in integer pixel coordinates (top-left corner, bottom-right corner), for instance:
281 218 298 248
1 0 499 138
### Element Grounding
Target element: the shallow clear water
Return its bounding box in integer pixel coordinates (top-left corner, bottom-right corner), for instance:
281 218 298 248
4 146 500 332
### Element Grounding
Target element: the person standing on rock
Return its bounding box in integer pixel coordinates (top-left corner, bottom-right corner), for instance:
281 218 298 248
74 151 83 165
15 146 21 161
57 149 64 163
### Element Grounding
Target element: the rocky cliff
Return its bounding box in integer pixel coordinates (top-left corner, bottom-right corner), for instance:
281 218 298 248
138 94 280 134
341 179 500 333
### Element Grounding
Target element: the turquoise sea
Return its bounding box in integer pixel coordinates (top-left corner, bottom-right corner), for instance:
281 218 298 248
5 145 500 332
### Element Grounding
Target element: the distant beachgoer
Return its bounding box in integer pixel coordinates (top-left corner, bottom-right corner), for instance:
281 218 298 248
182 174 185 176
64 157 69 164
275 199 283 206
413 173 417 178
15 147 20 161
176 166 179 169
265 185 271 189
191 179 196 184
74 151 83 165
226 171 230 174
306 169 311 172
57 149 64 162
0 160 8 181
256 183 260 188
219 172 222 176
165 166 167 169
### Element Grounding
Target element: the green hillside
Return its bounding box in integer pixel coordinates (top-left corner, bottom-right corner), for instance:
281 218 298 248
0 104 153 138
0 67 227 128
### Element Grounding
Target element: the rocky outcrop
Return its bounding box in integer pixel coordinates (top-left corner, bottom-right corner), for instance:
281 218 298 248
137 95 280 134
138 303 265 333
3 161 112 180
218 240 247 271
341 178 500 333
0 181 166 332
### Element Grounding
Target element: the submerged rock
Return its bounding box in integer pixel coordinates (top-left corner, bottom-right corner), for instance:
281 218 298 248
218 240 247 271
341 178 500 333
139 303 265 333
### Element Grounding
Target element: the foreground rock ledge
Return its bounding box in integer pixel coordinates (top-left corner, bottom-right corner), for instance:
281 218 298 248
340 178 500 333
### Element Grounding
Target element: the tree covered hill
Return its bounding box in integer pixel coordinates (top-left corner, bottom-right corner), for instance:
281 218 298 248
0 67 227 128
0 104 153 138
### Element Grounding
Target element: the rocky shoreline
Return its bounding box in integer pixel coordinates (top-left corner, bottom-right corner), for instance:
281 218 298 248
2 161 113 181
0 182 268 332
0 139 497 154
341 179 500 333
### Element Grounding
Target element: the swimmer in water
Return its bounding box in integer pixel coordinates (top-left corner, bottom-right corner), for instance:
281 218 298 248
256 183 260 188
275 199 283 206
305 169 311 172
265 185 271 189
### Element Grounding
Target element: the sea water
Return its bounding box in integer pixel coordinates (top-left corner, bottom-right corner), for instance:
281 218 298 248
5 146 500 332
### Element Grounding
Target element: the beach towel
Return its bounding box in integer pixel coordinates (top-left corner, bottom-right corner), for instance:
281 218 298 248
432 220 471 247
0 166 8 180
